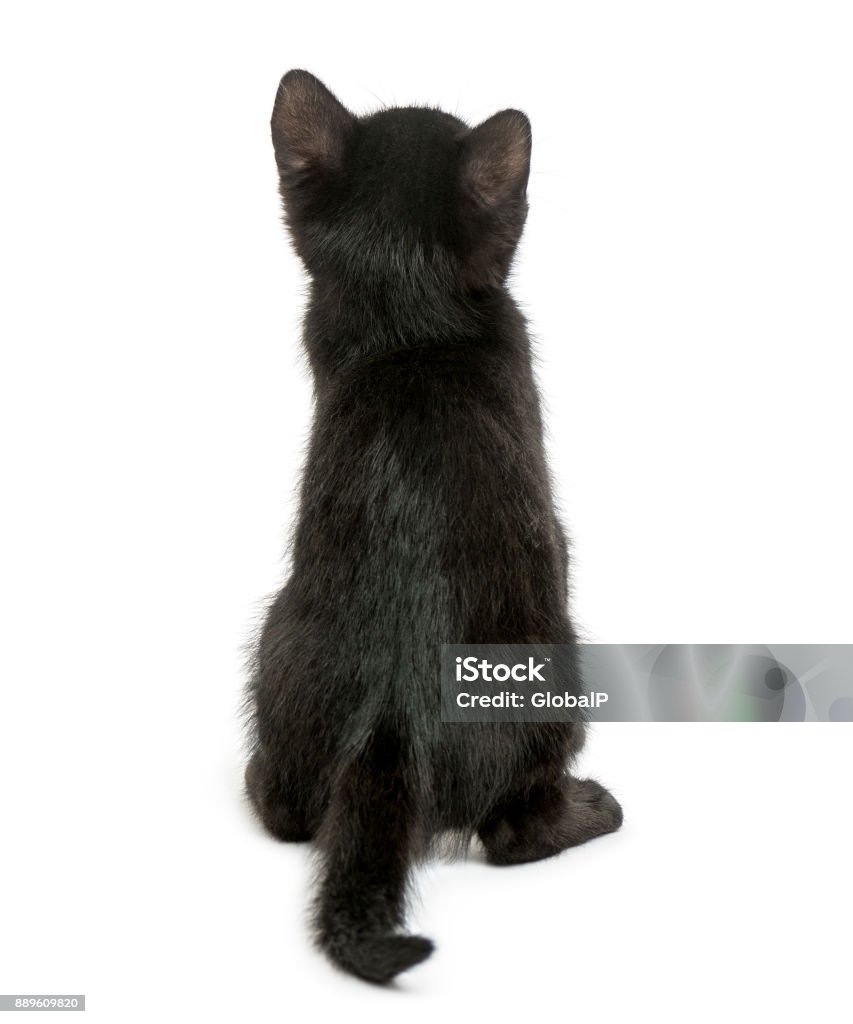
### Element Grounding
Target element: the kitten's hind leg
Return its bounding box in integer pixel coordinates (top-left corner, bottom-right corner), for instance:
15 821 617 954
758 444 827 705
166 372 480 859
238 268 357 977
244 748 317 842
478 775 622 866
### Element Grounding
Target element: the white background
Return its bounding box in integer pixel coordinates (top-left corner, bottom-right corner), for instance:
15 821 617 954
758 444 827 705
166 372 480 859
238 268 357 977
1 2 851 1021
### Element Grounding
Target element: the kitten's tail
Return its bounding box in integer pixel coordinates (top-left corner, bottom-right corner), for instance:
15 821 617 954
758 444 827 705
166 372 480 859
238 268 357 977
314 730 434 984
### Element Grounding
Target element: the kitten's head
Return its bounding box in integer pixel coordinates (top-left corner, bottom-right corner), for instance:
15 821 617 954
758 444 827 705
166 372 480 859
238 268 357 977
270 70 531 294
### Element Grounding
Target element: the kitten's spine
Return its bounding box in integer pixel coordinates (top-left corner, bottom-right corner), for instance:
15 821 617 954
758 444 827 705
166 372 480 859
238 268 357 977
313 728 433 983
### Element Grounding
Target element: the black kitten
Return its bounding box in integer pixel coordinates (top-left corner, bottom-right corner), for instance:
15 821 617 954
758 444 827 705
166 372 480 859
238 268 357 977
245 70 622 984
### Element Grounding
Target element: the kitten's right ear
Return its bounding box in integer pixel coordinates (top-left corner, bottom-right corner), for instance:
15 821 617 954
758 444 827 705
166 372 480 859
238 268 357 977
461 109 532 210
271 70 354 181
459 109 532 290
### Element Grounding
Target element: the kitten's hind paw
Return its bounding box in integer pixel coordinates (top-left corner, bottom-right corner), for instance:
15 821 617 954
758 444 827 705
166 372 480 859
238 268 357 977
244 751 314 842
567 777 624 832
479 775 623 866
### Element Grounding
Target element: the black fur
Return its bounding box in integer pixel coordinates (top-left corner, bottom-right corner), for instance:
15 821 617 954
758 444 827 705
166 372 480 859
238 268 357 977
244 70 622 985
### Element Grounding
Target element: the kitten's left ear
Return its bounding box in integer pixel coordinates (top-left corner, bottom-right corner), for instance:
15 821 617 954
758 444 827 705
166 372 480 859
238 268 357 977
461 109 532 209
271 69 354 179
